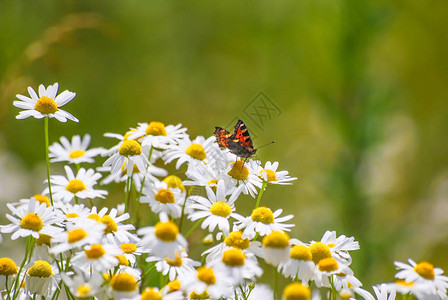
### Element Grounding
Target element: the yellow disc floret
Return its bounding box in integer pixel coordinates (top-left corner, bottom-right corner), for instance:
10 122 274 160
154 221 179 242
318 257 339 272
20 213 43 231
120 243 137 254
141 287 163 300
166 280 181 293
290 245 312 261
119 140 142 157
209 202 232 217
35 96 58 114
227 161 249 181
36 233 52 246
69 150 86 159
222 248 245 267
66 179 87 194
99 215 118 234
68 228 88 244
0 257 18 276
88 213 100 221
309 242 332 264
77 285 91 297
155 189 175 204
224 231 250 249
115 255 129 267
414 261 435 280
283 282 311 300
146 121 167 136
163 175 185 192
33 194 50 207
197 266 216 285
251 207 274 224
110 273 138 292
185 144 206 160
85 244 106 259
27 260 54 277
165 252 183 267
262 231 290 248
261 169 277 182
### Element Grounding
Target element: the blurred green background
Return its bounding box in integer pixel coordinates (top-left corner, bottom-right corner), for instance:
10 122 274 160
1 0 448 289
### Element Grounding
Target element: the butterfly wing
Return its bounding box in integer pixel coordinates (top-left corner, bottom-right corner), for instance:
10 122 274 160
214 127 232 148
231 120 254 148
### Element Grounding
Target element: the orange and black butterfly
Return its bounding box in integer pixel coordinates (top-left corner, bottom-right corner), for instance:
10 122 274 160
214 120 256 158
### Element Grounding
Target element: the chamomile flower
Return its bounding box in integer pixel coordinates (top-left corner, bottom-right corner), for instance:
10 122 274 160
188 181 243 236
137 213 188 260
163 135 216 169
316 231 360 265
180 265 233 299
184 160 233 189
128 121 188 149
314 257 353 288
118 240 147 265
1 199 61 240
109 271 140 299
56 203 92 223
233 207 294 239
140 286 184 300
71 243 121 273
14 83 78 122
141 180 184 218
146 248 200 281
258 161 297 185
61 269 103 298
278 240 316 283
0 257 18 290
361 284 396 300
262 231 291 266
92 207 137 243
394 259 448 299
46 165 107 203
226 159 263 198
25 260 56 297
49 134 104 164
282 282 311 300
103 139 150 176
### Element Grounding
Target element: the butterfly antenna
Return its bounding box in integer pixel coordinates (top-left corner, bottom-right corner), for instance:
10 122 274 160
256 140 275 150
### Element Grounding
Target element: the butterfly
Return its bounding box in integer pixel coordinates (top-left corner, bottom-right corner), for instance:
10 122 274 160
214 120 257 158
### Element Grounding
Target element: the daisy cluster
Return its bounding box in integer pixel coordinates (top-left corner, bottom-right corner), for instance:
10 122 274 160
0 83 447 300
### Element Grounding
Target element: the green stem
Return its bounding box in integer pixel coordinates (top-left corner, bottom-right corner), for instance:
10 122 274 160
12 236 33 300
255 182 267 208
5 276 10 300
125 176 132 213
239 286 247 300
74 196 78 205
184 218 204 238
44 117 54 206
179 186 193 232
274 266 279 300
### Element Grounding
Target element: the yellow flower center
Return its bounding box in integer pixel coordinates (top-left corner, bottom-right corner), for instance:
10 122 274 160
261 169 277 182
224 231 250 249
20 213 43 231
87 213 100 221
141 288 163 300
66 179 87 194
262 231 290 248
99 215 118 234
190 290 210 299
197 266 216 285
77 285 91 296
85 244 106 259
68 228 88 244
165 252 183 267
251 207 274 224
207 179 219 192
34 96 58 114
283 283 311 300
27 260 54 277
0 257 18 276
414 261 435 280
145 121 167 136
185 143 206 160
110 273 138 292
120 243 137 254
33 194 50 207
69 150 86 159
154 221 179 242
396 279 414 287
209 202 232 217
115 255 129 267
227 161 249 181
318 257 339 272
222 248 245 267
36 233 52 246
339 289 354 299
155 189 175 204
163 175 185 192
119 140 142 157
290 245 312 261
309 242 332 264
167 280 181 293
66 213 80 218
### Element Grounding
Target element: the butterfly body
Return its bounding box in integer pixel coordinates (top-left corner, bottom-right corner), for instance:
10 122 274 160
214 120 257 158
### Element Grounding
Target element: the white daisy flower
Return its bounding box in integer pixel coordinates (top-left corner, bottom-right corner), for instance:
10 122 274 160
262 231 291 266
25 260 56 297
137 213 188 260
61 269 103 299
314 257 353 288
316 230 360 265
278 239 316 283
358 284 396 300
71 242 121 273
394 259 448 299
49 134 104 164
188 180 243 236
109 271 140 300
141 286 184 300
90 207 137 244
141 180 184 218
103 139 150 176
333 270 363 291
257 161 297 185
163 135 216 169
15 194 51 209
225 159 263 198
233 207 294 239
14 83 78 122
56 203 92 223
146 248 200 281
46 165 107 204
1 199 61 240
128 121 188 149
118 240 147 265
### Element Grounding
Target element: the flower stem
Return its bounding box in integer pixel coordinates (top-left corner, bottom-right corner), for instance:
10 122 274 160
274 265 279 300
255 181 267 208
125 176 132 213
179 186 193 232
185 218 204 238
44 117 54 206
